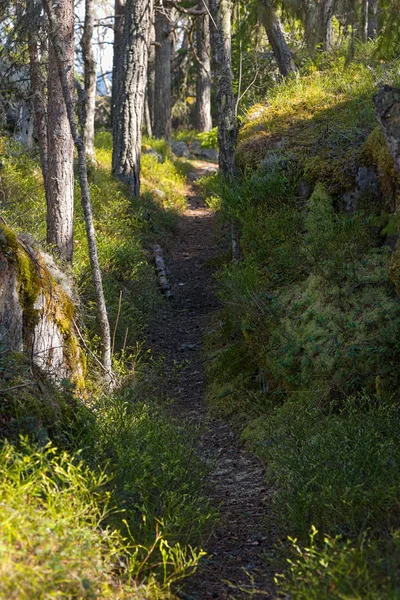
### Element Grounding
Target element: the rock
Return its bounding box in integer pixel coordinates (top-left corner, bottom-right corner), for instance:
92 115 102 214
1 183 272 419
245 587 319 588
189 140 202 156
356 166 380 197
171 141 190 158
0 224 85 387
189 140 218 162
143 147 163 163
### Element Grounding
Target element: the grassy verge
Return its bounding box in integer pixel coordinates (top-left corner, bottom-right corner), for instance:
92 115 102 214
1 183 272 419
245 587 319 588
0 131 214 597
202 51 400 598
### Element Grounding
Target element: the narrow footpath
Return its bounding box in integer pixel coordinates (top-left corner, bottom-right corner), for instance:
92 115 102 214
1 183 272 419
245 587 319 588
148 161 275 599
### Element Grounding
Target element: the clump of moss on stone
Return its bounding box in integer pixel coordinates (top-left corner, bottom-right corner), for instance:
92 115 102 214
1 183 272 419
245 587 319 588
0 224 85 388
360 127 399 211
0 224 41 339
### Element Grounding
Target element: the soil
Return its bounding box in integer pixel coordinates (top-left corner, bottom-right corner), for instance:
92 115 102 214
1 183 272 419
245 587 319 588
147 161 276 599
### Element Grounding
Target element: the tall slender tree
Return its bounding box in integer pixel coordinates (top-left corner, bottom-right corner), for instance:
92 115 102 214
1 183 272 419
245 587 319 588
44 0 113 379
258 0 297 77
195 0 212 132
81 0 96 157
46 0 74 262
112 0 154 195
154 3 172 141
111 0 125 126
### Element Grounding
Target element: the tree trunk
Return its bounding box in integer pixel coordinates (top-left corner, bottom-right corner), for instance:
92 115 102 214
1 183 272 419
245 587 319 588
259 0 297 77
44 0 113 379
46 0 74 263
210 0 237 178
111 0 125 127
154 6 172 141
195 0 212 132
319 0 334 51
28 15 48 179
147 20 156 133
81 0 96 157
368 0 378 39
361 0 369 42
112 0 154 195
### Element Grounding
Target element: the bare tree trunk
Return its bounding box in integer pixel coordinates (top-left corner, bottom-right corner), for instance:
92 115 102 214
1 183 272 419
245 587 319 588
154 5 172 141
44 0 113 378
210 0 241 260
319 0 334 51
368 0 378 39
81 0 96 157
259 0 297 77
28 16 48 180
361 0 369 41
111 0 125 127
195 0 212 132
144 92 152 137
210 0 237 177
147 20 156 133
46 0 74 263
112 0 154 195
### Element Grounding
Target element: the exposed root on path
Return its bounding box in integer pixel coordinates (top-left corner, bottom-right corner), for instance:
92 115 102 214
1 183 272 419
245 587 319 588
148 161 275 599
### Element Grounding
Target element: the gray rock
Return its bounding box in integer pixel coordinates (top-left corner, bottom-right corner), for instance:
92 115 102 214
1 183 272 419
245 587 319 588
171 141 190 158
189 140 218 162
189 140 202 156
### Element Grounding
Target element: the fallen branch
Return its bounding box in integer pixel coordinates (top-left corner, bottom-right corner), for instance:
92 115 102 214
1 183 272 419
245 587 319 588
153 244 173 299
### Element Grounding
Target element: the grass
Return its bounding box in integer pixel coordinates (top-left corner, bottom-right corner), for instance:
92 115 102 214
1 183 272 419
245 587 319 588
0 129 215 596
0 439 205 599
204 49 400 598
236 50 400 193
0 131 186 366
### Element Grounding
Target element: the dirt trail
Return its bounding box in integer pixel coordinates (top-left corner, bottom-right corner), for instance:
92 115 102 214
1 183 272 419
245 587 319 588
148 161 275 599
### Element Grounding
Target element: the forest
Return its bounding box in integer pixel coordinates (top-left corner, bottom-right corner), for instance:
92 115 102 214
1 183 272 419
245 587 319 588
1 0 400 598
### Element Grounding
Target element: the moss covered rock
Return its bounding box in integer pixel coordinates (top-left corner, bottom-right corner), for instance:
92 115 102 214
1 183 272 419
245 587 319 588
0 224 84 387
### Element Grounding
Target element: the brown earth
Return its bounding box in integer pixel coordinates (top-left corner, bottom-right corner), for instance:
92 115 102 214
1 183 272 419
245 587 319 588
147 161 276 599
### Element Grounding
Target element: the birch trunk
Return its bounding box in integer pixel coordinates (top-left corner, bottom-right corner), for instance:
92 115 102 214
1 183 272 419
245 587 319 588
195 0 212 132
81 0 96 157
44 0 113 378
46 0 74 262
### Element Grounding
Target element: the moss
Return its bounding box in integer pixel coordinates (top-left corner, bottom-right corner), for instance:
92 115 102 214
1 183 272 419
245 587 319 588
236 58 400 195
0 224 42 338
0 224 85 388
360 126 399 210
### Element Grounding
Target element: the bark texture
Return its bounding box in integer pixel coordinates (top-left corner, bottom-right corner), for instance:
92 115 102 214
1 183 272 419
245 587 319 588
210 0 237 178
147 20 156 132
319 0 334 51
154 6 172 141
28 21 48 178
368 0 378 39
111 0 125 126
112 0 153 195
195 0 212 132
44 0 113 378
259 0 297 77
46 0 74 263
81 0 96 157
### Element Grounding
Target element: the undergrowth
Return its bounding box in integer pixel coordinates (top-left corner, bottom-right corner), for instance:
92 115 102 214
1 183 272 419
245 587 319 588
0 131 214 596
204 50 400 598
